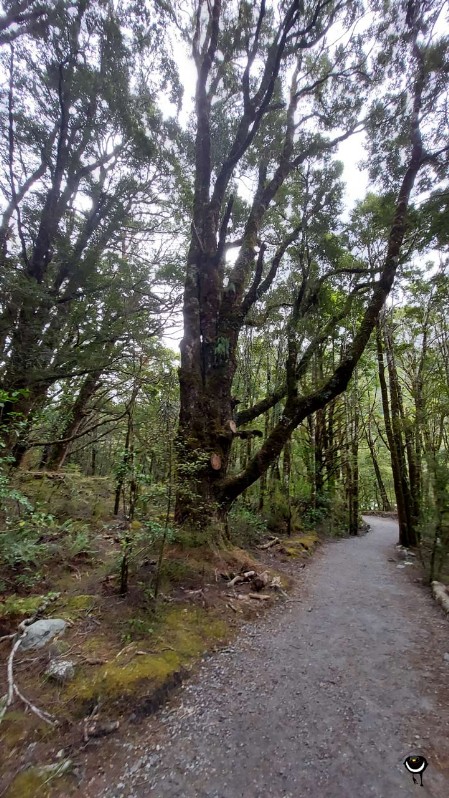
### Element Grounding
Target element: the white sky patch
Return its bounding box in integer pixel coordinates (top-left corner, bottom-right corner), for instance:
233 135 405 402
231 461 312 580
337 132 370 217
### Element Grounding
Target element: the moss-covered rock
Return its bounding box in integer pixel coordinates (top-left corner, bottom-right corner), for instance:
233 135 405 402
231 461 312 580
296 533 318 551
280 532 319 557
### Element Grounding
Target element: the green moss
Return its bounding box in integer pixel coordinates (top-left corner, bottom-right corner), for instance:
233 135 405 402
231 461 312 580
281 532 318 557
282 546 301 557
0 595 46 621
5 762 72 798
4 769 52 798
54 594 97 619
160 606 228 655
64 604 228 710
65 650 181 704
296 533 318 550
0 712 39 749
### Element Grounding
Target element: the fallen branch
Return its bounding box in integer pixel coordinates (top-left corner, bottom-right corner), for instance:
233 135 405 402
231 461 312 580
83 704 100 743
227 570 256 588
269 576 289 598
225 593 249 601
226 601 242 614
0 633 16 644
13 683 57 726
248 592 271 601
432 581 449 614
258 537 280 550
0 593 61 726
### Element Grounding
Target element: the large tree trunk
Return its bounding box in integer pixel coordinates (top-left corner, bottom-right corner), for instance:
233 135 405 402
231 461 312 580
366 431 391 512
0 384 49 465
377 321 418 546
344 388 359 535
376 323 408 539
258 407 270 511
174 301 238 527
174 0 426 535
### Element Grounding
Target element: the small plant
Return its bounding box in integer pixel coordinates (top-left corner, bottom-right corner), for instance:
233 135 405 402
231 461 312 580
63 521 96 559
0 500 95 588
121 616 155 644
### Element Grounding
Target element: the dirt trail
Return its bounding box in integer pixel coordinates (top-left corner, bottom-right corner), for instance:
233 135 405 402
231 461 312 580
98 517 449 798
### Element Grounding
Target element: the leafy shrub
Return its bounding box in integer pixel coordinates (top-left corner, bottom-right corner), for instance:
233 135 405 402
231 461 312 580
228 504 268 546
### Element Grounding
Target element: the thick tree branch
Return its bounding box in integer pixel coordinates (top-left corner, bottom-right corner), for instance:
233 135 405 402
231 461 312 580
27 408 129 448
221 46 426 502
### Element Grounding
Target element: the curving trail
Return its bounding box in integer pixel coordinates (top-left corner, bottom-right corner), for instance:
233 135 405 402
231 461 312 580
99 517 449 798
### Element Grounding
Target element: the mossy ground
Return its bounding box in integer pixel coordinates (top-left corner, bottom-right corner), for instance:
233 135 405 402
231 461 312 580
279 532 319 558
1 476 318 797
4 769 54 798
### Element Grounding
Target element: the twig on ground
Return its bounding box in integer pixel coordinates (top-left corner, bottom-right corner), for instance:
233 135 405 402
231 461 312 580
13 683 57 726
0 634 16 644
226 601 242 614
0 593 61 726
248 593 271 601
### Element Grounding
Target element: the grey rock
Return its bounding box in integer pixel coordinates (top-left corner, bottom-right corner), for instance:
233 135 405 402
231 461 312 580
19 619 67 651
444 652 449 663
46 659 75 684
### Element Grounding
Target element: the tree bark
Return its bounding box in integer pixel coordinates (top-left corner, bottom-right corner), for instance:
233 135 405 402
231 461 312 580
377 320 418 546
366 431 391 512
44 372 102 471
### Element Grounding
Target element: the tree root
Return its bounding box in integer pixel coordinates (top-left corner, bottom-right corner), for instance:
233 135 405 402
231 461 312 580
0 594 61 727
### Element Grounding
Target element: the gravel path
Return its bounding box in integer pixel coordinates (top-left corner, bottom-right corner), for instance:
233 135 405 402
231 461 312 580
99 517 449 798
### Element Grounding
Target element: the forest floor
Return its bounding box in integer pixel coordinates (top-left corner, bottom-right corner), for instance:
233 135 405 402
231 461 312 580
1 473 321 797
78 516 449 798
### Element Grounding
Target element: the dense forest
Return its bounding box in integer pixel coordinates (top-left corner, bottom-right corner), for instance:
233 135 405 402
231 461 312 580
0 0 449 569
0 2 449 789
0 0 448 589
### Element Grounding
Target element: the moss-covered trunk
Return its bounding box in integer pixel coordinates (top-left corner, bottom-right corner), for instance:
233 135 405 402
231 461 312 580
174 324 237 530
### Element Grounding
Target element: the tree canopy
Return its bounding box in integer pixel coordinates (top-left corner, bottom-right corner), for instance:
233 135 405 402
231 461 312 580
0 0 447 551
